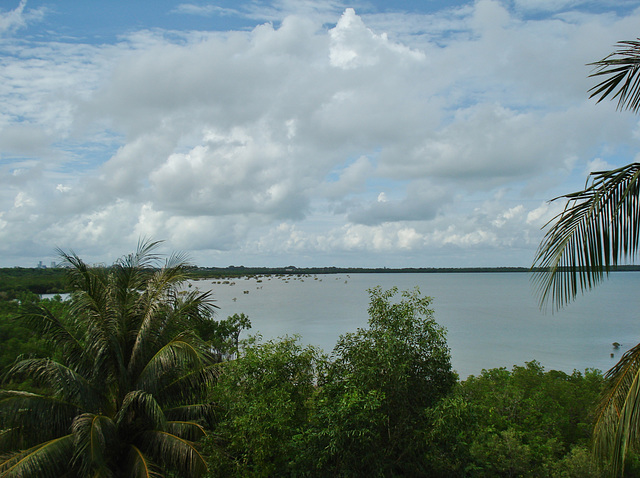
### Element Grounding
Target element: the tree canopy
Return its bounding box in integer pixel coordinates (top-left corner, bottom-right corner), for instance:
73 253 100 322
0 240 219 477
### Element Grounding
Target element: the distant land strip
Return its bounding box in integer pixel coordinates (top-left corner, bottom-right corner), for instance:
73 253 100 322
191 264 640 278
2 265 639 295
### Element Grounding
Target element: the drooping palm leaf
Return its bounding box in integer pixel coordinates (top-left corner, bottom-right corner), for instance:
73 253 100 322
5 358 101 411
0 435 74 478
589 39 640 113
70 413 117 476
18 303 84 366
116 390 168 434
166 421 207 441
0 391 82 445
593 344 640 475
138 430 207 477
167 288 218 330
158 366 220 411
163 402 216 423
533 36 640 478
133 337 205 395
128 444 162 478
532 163 640 310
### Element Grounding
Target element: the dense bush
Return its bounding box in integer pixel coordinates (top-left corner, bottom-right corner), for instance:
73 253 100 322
304 286 457 477
204 287 457 477
202 289 607 477
0 268 68 295
444 362 605 477
204 336 323 477
0 293 63 373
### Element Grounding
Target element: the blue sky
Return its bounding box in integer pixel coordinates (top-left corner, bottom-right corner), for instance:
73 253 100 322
2 0 640 268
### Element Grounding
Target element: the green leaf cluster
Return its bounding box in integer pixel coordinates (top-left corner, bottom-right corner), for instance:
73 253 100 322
447 362 605 477
0 293 60 374
204 336 323 477
306 286 457 477
0 265 618 477
203 286 457 477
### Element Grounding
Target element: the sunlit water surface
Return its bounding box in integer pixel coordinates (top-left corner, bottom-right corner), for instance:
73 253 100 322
189 272 640 379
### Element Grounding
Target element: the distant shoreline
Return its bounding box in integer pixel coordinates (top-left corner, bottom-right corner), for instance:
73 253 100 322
2 265 639 295
190 264 640 279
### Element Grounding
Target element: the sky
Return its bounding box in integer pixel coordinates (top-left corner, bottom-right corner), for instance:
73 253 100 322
2 0 640 268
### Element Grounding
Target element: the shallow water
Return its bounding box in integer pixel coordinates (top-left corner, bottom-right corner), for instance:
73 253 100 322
191 271 639 378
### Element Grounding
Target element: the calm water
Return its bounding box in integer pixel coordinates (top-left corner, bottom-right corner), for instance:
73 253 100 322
190 272 640 378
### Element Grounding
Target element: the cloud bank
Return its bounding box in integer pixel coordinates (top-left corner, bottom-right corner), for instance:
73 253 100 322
1 1 639 267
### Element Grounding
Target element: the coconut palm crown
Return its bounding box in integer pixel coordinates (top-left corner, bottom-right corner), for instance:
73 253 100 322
0 240 218 477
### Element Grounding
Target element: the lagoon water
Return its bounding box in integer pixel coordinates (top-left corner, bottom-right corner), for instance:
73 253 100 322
190 272 640 379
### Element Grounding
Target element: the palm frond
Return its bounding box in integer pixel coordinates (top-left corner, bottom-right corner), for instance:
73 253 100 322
163 403 216 423
115 390 167 434
127 445 163 478
126 265 198 375
532 163 640 310
17 303 84 362
137 430 207 477
57 250 123 380
167 288 218 331
5 358 101 411
164 249 192 271
0 434 73 478
145 255 191 296
158 366 219 410
111 239 164 333
593 344 640 475
57 249 109 302
589 39 640 113
70 413 117 477
116 238 164 271
132 335 206 395
0 391 81 445
166 421 207 441
126 305 168 378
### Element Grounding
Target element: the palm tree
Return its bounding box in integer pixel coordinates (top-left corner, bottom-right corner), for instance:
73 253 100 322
0 240 218 477
532 40 640 475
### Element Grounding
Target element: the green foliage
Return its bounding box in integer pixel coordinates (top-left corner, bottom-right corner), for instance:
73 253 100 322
197 312 252 360
0 241 218 477
1 269 619 477
0 293 66 374
533 37 640 476
304 286 457 477
552 445 605 478
204 335 324 477
532 163 640 310
589 40 640 113
423 394 476 476
426 361 606 477
0 268 68 296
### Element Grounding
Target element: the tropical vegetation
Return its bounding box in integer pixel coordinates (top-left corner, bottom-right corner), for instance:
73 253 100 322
533 39 640 475
0 246 615 477
200 287 605 477
0 241 219 477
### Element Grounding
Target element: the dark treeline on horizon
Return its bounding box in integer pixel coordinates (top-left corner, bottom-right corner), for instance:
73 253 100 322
194 264 640 276
2 264 640 295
